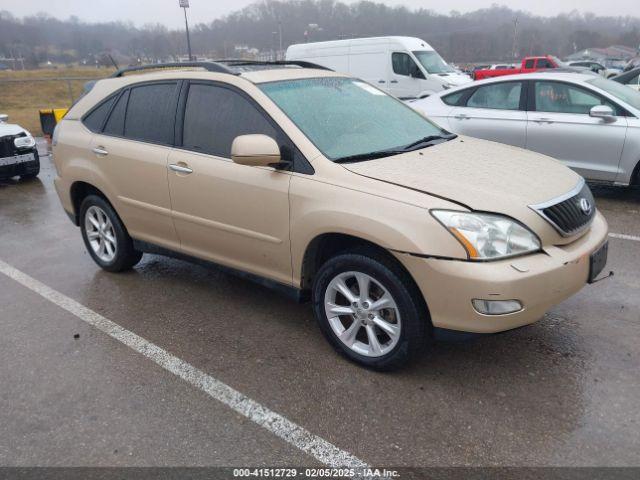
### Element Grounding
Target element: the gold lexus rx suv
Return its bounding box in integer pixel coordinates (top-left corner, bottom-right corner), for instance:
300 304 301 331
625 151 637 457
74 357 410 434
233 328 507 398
52 61 609 369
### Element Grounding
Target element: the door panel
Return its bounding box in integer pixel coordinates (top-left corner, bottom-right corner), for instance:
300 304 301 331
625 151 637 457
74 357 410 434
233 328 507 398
526 81 627 181
448 81 527 147
167 82 293 285
167 151 292 284
89 135 178 248
390 52 432 98
448 107 527 147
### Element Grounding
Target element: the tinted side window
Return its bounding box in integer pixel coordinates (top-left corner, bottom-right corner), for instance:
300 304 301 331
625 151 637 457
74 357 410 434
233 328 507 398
524 59 535 69
83 96 116 132
183 84 278 158
124 83 177 144
103 90 129 136
534 81 616 114
392 52 422 78
466 82 522 110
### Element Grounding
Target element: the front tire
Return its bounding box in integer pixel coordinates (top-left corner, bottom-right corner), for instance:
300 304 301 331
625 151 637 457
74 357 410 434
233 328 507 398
80 195 142 272
312 249 429 370
20 152 40 180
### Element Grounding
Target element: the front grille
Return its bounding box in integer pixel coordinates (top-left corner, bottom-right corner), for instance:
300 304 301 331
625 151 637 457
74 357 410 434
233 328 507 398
0 133 25 158
530 181 596 237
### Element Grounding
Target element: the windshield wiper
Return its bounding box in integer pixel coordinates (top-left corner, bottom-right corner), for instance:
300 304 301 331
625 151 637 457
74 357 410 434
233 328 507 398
400 133 457 152
333 133 457 164
333 149 407 164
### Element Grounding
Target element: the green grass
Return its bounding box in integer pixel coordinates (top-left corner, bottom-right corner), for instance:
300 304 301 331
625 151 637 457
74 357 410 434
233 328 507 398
0 67 115 135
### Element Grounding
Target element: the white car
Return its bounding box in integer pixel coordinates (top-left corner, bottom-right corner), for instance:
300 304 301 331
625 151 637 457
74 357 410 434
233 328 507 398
612 67 640 92
0 114 40 180
410 72 640 186
568 61 619 79
286 36 471 99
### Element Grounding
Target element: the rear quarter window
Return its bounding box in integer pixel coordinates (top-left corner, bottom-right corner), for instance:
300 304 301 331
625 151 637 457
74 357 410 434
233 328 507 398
103 90 129 137
82 95 116 132
442 90 466 106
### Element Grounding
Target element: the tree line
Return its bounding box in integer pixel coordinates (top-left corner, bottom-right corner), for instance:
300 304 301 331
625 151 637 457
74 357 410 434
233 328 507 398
1 0 640 68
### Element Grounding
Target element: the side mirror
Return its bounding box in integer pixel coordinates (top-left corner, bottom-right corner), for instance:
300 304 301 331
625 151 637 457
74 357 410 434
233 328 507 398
589 105 616 121
231 134 282 168
0 114 8 123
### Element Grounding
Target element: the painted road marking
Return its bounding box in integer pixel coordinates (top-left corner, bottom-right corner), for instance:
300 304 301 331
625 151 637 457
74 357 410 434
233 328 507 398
609 232 640 243
0 258 368 471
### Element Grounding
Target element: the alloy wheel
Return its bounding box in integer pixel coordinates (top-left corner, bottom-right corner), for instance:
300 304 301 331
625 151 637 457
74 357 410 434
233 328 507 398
84 205 117 263
324 271 401 357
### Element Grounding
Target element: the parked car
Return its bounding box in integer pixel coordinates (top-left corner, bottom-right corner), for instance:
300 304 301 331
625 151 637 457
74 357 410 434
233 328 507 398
410 72 640 185
52 62 608 369
612 67 640 92
473 55 588 80
286 36 471 99
567 60 619 78
0 114 40 180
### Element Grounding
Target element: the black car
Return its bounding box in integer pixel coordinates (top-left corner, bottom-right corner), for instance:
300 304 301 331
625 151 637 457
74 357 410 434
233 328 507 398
0 114 40 180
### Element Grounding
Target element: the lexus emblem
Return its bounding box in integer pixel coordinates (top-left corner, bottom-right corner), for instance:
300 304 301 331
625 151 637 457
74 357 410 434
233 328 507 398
579 198 593 216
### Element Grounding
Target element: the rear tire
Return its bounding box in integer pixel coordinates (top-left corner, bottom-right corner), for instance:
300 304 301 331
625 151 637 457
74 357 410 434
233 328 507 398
79 195 142 272
312 248 429 370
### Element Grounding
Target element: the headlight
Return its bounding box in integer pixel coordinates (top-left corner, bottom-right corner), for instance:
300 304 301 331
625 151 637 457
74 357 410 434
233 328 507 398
14 135 36 149
431 210 541 260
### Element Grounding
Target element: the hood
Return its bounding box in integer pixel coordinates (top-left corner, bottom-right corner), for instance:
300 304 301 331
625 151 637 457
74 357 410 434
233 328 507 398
436 72 472 86
342 136 582 233
0 122 29 137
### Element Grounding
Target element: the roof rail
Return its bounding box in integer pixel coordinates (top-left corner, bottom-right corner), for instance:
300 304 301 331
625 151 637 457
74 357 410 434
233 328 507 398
110 61 236 78
214 59 334 71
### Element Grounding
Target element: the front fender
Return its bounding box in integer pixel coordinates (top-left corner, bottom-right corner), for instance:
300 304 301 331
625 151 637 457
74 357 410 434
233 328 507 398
289 176 467 286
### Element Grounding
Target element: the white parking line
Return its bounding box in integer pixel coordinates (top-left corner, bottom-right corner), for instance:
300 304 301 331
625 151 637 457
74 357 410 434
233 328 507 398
0 258 368 470
609 232 640 242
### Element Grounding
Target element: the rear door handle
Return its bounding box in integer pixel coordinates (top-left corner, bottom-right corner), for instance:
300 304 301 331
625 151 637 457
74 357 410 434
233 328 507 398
92 147 108 156
169 163 193 174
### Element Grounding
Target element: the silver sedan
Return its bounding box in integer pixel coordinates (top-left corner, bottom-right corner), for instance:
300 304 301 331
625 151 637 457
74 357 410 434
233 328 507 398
409 72 640 186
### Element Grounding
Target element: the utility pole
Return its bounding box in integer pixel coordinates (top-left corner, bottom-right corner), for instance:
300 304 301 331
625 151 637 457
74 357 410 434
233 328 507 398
278 20 283 60
512 17 518 60
179 0 193 61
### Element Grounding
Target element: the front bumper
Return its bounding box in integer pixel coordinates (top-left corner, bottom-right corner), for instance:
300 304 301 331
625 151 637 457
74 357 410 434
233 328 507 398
0 149 39 179
395 211 609 333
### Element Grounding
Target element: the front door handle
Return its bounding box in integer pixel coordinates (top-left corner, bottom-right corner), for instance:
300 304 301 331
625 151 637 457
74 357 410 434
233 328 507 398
169 163 193 174
533 117 553 124
390 80 398 84
378 80 386 84
454 114 470 120
92 147 108 156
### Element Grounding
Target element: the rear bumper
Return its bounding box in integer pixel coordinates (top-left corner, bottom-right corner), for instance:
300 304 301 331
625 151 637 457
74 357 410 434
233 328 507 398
395 211 609 333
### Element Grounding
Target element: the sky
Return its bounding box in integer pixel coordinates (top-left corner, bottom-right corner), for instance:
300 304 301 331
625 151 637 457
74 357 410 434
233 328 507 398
2 0 638 28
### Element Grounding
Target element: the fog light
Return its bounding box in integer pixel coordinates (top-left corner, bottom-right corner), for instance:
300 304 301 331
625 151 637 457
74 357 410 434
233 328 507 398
472 299 523 315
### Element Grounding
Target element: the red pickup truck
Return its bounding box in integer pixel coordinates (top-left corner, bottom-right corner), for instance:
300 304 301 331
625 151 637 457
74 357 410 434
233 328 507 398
473 56 564 80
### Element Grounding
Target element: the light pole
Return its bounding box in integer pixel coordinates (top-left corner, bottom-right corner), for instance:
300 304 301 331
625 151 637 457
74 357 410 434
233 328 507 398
179 0 193 61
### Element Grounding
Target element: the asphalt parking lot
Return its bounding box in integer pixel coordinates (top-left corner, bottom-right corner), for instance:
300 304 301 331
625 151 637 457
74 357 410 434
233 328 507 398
1 148 639 471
